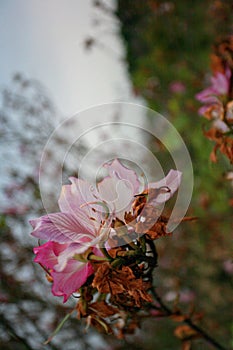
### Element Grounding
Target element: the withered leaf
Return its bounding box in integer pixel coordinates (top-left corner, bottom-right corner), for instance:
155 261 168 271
182 340 192 350
174 324 201 341
170 313 188 323
92 263 134 295
76 300 87 319
127 279 152 307
204 127 233 163
89 301 118 318
92 263 152 307
136 210 171 240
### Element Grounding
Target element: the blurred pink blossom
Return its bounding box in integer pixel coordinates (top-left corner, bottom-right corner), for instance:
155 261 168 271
169 81 186 94
3 205 29 215
223 259 233 275
196 68 231 117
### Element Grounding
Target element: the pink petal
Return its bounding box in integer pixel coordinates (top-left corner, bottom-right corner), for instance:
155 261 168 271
198 105 209 116
104 159 140 194
51 261 93 302
149 170 182 204
33 241 67 269
225 66 231 80
211 72 229 95
195 90 218 103
55 242 88 272
30 212 95 243
58 177 102 231
213 120 229 133
98 176 134 220
34 241 94 302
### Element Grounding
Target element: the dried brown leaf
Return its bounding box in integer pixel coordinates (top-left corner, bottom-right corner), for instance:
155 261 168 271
170 313 188 322
92 263 152 308
174 324 200 341
182 340 192 350
89 301 118 318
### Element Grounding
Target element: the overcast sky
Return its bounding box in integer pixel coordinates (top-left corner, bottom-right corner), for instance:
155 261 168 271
0 0 133 117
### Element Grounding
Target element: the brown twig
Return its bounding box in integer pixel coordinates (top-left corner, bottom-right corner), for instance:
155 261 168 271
150 288 228 350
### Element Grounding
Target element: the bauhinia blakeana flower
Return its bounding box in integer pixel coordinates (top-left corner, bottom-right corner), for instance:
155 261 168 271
30 159 181 302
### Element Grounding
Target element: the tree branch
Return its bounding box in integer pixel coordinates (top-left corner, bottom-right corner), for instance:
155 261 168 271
150 288 228 350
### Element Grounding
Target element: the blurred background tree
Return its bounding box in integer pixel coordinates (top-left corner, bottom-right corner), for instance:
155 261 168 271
0 74 108 350
114 0 233 349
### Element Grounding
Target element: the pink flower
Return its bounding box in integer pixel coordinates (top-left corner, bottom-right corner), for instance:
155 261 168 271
196 68 231 117
30 159 182 301
196 69 230 101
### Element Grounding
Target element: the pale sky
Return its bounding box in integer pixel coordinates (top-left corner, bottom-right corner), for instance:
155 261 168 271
0 0 133 117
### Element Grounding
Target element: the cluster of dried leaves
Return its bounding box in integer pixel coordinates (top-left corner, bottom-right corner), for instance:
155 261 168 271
76 226 161 338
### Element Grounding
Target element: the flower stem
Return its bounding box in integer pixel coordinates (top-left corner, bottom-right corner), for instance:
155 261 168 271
100 246 112 260
88 254 109 262
150 288 227 350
